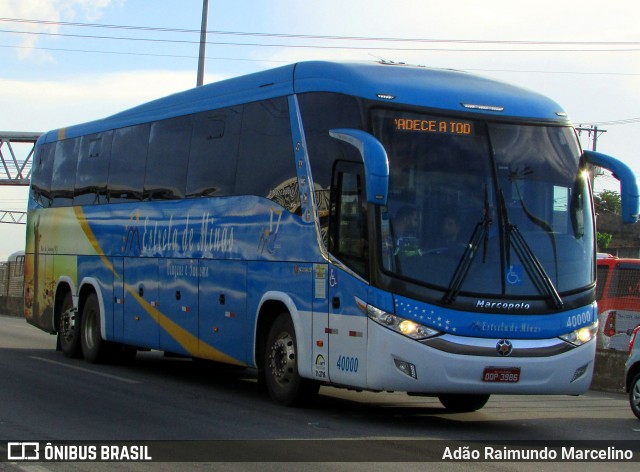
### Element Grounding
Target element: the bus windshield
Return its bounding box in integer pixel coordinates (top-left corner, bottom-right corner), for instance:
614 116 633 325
373 110 594 300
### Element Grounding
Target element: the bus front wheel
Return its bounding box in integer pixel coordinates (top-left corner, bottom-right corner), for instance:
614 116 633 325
438 393 490 412
264 313 319 406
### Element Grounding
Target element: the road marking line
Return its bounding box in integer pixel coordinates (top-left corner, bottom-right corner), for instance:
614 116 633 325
12 465 53 472
30 356 141 384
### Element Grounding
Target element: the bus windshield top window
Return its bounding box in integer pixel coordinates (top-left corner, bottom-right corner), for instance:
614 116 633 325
373 110 594 298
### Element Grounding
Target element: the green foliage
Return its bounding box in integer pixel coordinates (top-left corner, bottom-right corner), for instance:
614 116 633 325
593 190 621 215
597 231 612 250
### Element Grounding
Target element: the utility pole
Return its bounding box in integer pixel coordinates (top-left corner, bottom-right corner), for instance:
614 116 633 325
576 125 608 189
196 0 209 87
576 125 607 152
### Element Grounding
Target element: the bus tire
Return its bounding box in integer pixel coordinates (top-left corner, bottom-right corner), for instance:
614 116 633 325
58 292 82 358
630 373 640 420
80 292 107 363
264 313 319 406
438 393 490 412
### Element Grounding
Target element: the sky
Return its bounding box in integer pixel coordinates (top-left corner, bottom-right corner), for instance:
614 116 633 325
0 0 639 260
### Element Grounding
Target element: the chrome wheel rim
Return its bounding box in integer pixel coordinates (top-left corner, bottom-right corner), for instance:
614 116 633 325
268 332 296 387
60 307 76 343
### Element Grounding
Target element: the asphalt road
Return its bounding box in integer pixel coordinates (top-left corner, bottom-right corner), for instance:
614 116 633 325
0 314 638 471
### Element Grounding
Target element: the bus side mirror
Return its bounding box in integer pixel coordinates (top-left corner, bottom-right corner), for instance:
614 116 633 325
329 129 389 205
583 150 640 224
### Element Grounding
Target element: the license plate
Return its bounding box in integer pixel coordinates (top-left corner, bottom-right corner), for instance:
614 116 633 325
482 367 521 383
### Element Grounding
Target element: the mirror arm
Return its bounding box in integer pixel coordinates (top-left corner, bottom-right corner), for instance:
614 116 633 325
583 150 639 224
329 129 389 205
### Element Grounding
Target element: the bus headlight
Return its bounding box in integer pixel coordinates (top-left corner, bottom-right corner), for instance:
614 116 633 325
366 304 440 341
559 322 598 346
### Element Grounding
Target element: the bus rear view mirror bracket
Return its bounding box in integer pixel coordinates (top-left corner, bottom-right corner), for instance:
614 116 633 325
583 150 640 224
329 129 389 205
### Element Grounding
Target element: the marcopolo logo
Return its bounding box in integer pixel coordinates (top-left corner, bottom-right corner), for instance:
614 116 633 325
476 300 531 311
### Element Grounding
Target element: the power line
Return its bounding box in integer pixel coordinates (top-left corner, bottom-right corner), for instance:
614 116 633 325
3 27 640 53
583 117 640 126
2 17 640 47
2 17 639 74
0 43 286 63
3 43 639 76
2 17 640 52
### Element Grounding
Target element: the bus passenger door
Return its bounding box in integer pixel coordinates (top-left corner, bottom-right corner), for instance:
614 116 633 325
327 268 369 388
326 162 369 388
122 257 160 349
159 259 199 356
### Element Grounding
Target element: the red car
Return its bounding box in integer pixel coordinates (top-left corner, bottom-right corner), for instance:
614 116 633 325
596 256 640 351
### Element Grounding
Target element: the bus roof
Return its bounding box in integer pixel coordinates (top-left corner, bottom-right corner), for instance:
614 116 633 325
38 61 570 144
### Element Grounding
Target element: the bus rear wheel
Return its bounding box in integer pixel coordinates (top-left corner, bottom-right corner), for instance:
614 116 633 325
81 292 107 363
58 292 81 358
264 313 319 406
438 393 490 412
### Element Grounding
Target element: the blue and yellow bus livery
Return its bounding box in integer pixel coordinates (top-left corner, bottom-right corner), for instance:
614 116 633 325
25 61 639 410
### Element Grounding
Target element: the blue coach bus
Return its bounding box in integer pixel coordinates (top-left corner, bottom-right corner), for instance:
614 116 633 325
25 61 639 411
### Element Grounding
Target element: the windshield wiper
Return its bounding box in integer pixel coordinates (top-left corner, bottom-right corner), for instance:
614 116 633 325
499 191 564 309
443 185 492 305
507 224 564 309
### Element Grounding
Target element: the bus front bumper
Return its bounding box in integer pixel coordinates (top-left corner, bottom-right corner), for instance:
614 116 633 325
365 322 595 395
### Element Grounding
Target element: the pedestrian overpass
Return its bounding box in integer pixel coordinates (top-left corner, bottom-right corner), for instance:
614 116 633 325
0 132 41 224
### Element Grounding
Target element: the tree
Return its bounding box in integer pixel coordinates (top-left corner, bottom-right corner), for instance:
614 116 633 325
597 232 612 251
593 189 621 215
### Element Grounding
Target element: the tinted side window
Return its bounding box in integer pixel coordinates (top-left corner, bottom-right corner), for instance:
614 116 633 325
108 124 150 203
297 93 363 238
235 98 297 212
75 131 113 205
186 107 242 198
298 93 363 189
330 162 369 278
145 116 192 200
51 138 80 207
30 143 55 208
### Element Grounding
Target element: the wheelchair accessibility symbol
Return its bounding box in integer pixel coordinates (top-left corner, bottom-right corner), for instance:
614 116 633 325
506 265 523 286
329 268 338 288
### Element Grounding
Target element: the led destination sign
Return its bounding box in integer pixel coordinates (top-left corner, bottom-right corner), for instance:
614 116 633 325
394 116 474 136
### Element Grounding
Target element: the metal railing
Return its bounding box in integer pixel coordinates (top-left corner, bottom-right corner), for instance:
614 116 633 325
0 132 42 186
0 211 26 224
